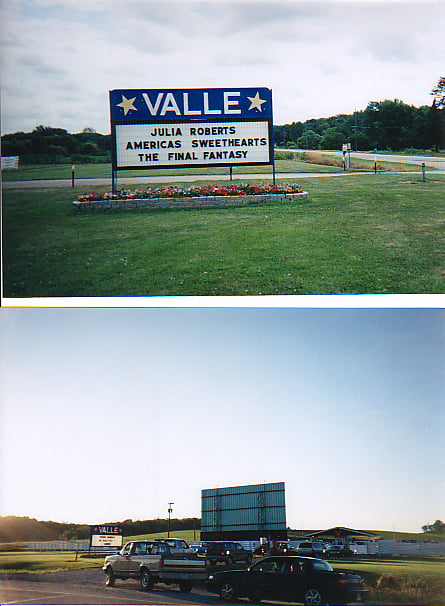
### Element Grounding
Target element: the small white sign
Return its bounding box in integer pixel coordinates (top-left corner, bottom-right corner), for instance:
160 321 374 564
91 534 123 548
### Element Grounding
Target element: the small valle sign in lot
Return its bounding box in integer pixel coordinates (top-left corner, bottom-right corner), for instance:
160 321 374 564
90 524 123 548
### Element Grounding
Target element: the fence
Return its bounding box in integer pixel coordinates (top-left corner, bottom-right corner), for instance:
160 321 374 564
26 538 445 556
1 156 19 169
366 539 445 557
27 540 90 551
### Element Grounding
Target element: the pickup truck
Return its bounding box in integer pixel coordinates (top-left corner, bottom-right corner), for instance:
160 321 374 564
103 540 208 592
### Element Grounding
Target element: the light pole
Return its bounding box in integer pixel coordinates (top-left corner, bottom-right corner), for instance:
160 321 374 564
167 503 174 538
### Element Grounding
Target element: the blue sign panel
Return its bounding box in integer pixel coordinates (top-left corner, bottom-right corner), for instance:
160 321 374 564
110 87 272 122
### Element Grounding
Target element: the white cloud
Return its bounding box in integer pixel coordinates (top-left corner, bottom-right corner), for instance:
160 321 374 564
1 0 444 133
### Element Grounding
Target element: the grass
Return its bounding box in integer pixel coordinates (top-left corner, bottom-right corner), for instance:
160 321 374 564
124 530 200 542
3 173 445 297
0 551 103 574
326 557 445 605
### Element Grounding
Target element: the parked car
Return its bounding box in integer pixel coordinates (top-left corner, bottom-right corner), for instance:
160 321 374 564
295 541 327 557
154 538 192 553
254 543 271 556
326 543 356 558
204 541 253 565
206 555 368 605
254 541 297 556
193 542 209 555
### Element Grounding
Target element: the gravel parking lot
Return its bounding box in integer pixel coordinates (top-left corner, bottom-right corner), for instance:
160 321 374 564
0 567 215 605
0 567 294 605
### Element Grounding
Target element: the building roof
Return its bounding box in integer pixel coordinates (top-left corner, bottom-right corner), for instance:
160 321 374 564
304 527 380 539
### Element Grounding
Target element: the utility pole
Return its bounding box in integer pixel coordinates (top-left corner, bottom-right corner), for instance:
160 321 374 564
167 503 174 538
354 110 358 151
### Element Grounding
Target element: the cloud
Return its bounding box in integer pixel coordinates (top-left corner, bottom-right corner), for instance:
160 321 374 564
1 0 444 133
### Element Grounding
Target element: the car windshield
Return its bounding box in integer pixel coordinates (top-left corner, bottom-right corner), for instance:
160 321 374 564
313 560 334 572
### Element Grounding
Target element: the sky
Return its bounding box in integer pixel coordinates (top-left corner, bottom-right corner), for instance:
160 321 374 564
1 307 443 533
1 0 444 135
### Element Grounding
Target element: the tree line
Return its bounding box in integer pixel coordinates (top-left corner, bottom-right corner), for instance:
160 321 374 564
2 79 444 163
0 515 201 542
1 126 111 165
275 99 444 152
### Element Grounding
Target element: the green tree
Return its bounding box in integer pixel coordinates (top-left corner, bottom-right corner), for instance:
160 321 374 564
431 77 445 109
297 129 322 149
422 519 445 534
320 128 344 150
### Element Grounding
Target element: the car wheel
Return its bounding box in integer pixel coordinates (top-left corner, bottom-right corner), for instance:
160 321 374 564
220 582 237 601
179 581 192 593
105 567 115 587
140 569 154 591
304 587 323 605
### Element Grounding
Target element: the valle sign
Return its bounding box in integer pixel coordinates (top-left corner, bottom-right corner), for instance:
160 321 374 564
109 88 274 171
90 524 123 548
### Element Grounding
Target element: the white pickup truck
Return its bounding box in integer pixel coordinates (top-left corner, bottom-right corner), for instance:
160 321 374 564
103 540 208 592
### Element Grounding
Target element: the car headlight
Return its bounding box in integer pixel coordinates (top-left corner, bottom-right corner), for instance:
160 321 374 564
208 575 214 580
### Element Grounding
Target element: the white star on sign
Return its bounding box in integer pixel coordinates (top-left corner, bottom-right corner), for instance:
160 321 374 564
117 95 137 115
247 92 267 112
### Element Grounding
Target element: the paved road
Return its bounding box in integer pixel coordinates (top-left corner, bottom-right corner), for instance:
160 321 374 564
2 168 440 190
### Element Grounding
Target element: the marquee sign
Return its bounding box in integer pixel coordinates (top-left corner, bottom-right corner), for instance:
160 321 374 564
109 88 273 171
90 524 123 548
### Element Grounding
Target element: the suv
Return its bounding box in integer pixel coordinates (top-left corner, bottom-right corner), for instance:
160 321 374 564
295 541 327 557
205 541 253 565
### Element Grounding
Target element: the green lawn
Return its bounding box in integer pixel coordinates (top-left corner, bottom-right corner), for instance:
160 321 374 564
0 551 103 574
3 173 445 297
326 556 445 585
331 557 445 605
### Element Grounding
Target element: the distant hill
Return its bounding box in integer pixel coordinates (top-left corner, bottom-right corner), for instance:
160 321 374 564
0 516 200 542
0 516 91 542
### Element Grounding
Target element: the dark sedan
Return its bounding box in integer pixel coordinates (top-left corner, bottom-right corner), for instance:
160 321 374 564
206 555 368 605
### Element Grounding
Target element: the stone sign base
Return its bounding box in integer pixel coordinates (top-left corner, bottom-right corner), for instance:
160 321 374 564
73 191 308 211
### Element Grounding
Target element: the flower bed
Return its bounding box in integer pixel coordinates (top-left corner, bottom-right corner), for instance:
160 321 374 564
72 183 308 211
